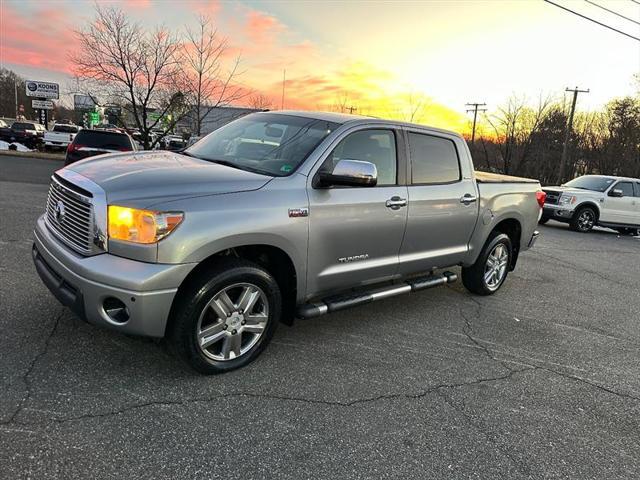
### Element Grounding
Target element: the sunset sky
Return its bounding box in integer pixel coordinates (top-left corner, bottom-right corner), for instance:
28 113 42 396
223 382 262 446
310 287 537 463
1 0 639 133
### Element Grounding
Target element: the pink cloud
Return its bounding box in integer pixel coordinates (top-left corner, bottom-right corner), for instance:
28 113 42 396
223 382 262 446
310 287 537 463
0 4 76 74
244 10 285 45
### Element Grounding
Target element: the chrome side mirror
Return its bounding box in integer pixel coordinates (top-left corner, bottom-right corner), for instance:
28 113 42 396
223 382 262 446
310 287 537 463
317 159 378 188
609 188 624 198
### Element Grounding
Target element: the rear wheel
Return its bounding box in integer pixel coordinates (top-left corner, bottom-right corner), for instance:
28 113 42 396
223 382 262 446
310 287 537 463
569 207 596 233
169 258 281 374
539 216 550 224
462 232 512 296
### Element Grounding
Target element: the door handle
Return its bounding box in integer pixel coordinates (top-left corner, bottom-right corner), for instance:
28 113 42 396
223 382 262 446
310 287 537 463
460 194 477 205
386 196 407 209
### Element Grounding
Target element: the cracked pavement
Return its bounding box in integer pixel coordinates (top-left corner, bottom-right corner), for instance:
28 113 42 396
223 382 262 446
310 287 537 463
1 156 639 479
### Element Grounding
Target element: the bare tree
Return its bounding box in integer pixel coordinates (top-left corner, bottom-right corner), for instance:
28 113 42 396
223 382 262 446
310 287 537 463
182 15 245 136
329 92 358 114
403 91 429 123
70 6 186 149
485 95 527 175
248 93 273 110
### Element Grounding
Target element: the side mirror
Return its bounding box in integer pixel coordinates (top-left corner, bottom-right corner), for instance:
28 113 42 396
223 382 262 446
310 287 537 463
317 159 378 188
609 188 624 198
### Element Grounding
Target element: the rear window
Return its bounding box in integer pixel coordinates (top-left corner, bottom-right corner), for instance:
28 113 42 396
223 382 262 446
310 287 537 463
74 130 132 150
12 122 36 131
53 125 79 133
408 132 461 184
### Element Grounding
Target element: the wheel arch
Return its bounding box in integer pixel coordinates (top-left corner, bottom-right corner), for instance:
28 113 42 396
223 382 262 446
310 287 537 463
168 243 299 334
574 201 601 221
491 218 522 271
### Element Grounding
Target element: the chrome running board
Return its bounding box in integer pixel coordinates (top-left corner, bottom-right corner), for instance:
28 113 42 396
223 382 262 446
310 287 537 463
296 271 457 319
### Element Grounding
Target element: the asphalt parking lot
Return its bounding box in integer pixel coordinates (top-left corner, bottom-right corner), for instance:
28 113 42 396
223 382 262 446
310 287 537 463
1 154 639 479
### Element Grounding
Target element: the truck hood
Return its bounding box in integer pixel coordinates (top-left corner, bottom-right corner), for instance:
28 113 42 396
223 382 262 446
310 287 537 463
66 151 273 207
542 186 602 196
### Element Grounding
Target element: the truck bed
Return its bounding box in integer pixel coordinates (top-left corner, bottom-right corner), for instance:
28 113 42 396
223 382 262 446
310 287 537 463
474 171 539 184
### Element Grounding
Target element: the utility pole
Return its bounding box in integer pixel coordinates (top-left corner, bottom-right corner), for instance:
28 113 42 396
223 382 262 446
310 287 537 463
15 81 18 118
558 86 589 183
347 106 357 114
281 69 286 110
465 102 487 145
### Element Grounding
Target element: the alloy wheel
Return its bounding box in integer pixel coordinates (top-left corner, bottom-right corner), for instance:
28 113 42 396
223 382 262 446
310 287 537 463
577 210 595 231
196 283 269 361
484 243 509 291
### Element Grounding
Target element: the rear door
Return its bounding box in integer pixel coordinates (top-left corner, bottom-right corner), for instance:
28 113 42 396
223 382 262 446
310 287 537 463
306 127 408 296
604 181 636 225
398 129 478 275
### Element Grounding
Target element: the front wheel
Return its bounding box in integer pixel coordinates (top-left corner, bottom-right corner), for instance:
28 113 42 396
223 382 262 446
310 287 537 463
169 258 281 374
569 207 596 233
462 232 512 296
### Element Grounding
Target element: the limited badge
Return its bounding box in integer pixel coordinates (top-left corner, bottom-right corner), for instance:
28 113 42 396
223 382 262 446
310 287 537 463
288 208 309 218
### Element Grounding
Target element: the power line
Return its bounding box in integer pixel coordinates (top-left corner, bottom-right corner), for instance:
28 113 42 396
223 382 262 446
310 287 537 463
544 0 640 42
584 0 640 26
465 102 487 145
631 0 640 6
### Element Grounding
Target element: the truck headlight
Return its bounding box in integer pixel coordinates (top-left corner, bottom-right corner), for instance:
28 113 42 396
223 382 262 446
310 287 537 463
558 195 576 206
108 205 184 244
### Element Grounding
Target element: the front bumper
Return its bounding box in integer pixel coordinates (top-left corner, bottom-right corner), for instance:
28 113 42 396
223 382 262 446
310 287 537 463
33 215 196 337
543 204 574 222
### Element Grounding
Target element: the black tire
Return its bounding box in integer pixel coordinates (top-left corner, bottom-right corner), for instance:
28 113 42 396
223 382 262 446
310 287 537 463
569 206 596 233
462 232 512 296
168 258 281 374
539 216 550 224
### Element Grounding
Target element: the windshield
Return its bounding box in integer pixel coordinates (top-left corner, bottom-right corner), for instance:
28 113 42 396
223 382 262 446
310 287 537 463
185 113 339 176
564 176 616 192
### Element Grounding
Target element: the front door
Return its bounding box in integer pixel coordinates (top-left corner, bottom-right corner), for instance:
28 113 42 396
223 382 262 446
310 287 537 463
603 181 637 225
398 130 478 274
306 128 408 297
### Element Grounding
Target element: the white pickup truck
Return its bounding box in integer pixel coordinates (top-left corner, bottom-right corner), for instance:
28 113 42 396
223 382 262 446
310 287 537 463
542 175 640 234
44 124 81 150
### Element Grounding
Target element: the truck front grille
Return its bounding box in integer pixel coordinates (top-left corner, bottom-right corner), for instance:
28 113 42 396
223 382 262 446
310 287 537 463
45 178 94 254
543 189 561 205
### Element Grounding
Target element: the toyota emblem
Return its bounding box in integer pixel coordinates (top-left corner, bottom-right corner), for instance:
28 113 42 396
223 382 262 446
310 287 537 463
55 201 65 223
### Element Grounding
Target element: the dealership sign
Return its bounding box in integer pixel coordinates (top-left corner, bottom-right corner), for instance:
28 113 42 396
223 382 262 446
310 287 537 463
25 80 59 99
32 99 54 110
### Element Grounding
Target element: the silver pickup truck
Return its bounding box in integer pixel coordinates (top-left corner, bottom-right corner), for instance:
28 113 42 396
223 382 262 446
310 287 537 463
33 111 544 373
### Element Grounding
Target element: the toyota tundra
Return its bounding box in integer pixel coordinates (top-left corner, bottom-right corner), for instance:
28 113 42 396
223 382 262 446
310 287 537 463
33 111 544 373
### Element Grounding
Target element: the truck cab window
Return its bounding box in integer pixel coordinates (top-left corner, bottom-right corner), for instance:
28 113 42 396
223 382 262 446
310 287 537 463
614 182 634 197
408 133 460 184
324 129 397 186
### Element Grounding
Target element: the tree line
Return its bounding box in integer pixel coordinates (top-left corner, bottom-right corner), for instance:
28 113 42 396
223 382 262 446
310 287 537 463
468 85 640 184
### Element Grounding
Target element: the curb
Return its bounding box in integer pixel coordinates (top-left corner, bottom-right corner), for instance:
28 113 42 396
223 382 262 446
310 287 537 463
0 150 65 161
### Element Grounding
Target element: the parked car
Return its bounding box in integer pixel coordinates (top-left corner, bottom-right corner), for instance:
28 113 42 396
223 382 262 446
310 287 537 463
541 175 640 234
186 135 203 147
65 129 136 165
33 111 544 374
163 134 187 151
0 121 45 148
44 124 81 150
